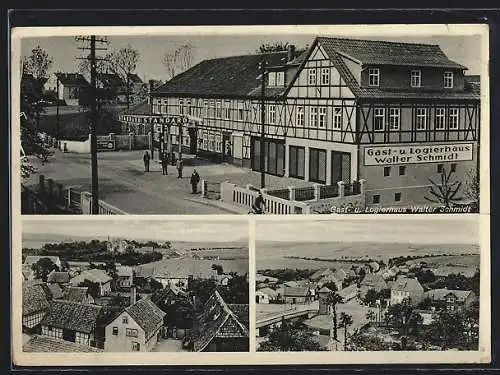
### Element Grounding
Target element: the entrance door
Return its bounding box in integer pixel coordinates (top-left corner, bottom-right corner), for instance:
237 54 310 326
331 151 351 185
188 128 197 154
222 133 232 162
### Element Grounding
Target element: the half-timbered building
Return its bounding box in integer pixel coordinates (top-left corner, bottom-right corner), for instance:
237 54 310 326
140 36 480 207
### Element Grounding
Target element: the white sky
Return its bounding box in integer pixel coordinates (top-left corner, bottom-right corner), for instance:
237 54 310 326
22 219 248 243
256 216 479 244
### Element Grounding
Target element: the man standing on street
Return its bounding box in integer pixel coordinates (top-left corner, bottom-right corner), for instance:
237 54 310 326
176 158 183 178
161 152 168 176
143 150 150 173
190 169 200 194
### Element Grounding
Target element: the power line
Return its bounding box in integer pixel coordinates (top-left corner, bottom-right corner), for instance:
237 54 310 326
75 35 109 215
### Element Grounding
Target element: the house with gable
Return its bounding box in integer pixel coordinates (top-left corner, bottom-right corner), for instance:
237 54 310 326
390 277 424 305
104 295 166 352
45 72 89 106
423 288 477 312
69 268 113 296
22 283 50 332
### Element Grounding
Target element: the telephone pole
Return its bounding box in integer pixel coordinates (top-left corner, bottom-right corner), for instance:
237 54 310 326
259 60 266 189
76 35 109 214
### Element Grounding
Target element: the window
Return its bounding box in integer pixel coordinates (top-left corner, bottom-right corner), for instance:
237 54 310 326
309 148 327 183
318 107 327 128
296 106 304 127
132 342 140 351
112 326 119 335
179 99 184 115
411 70 421 88
276 71 285 86
389 108 400 131
268 72 276 86
122 316 128 324
416 108 427 130
374 108 385 131
126 328 138 337
444 71 454 88
368 68 380 86
268 104 276 124
435 108 445 130
333 107 342 130
224 101 231 119
251 137 285 176
203 100 208 117
321 68 330 85
394 192 402 202
449 108 459 130
289 146 305 179
308 68 316 85
186 100 192 116
238 102 245 121
383 166 391 177
437 164 444 173
372 194 380 204
215 101 222 118
451 163 457 173
310 107 318 127
399 166 406 176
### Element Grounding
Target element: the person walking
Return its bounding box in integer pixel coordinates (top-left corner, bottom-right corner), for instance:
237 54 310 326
143 150 150 173
190 169 200 194
160 152 168 175
176 158 183 178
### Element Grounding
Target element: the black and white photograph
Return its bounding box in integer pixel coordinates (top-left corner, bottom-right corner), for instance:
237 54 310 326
15 25 486 215
255 216 485 354
19 219 249 354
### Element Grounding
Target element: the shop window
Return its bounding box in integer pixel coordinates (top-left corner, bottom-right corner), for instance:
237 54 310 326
309 148 326 183
289 146 305 179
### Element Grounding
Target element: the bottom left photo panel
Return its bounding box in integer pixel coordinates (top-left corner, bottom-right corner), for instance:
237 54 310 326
17 218 250 354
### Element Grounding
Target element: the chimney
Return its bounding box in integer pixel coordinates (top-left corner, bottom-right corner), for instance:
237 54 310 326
130 285 137 306
287 44 296 62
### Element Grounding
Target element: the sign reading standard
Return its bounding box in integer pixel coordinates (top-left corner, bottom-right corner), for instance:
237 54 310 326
364 144 473 166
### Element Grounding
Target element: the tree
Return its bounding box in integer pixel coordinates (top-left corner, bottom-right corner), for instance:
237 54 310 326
339 312 353 349
463 167 479 211
425 167 463 208
31 258 59 281
162 44 195 80
258 319 325 351
363 288 378 306
218 274 249 304
322 281 338 293
325 291 343 341
424 311 467 350
212 264 224 275
106 45 140 109
258 41 289 53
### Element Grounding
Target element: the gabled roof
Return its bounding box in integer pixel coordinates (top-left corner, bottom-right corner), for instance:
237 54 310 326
318 286 332 293
152 51 291 98
191 290 248 352
47 271 70 284
284 286 309 297
55 73 89 87
62 286 92 304
116 266 133 277
125 297 166 337
23 335 104 352
337 284 358 299
70 268 112 285
127 73 143 84
391 277 424 293
46 283 64 300
317 36 467 69
256 287 278 299
23 284 50 316
424 288 475 301
227 304 249 328
41 300 102 333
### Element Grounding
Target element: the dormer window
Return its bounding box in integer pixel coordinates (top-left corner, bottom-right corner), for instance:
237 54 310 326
276 71 285 86
411 70 421 88
444 71 454 88
268 72 276 86
368 68 380 87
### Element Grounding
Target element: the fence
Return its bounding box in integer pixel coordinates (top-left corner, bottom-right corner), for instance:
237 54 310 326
294 186 315 201
21 174 127 215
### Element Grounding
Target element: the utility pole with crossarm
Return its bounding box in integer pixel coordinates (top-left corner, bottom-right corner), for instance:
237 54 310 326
75 35 109 214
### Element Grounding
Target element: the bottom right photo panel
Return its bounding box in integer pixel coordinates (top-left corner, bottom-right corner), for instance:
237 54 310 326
255 216 485 353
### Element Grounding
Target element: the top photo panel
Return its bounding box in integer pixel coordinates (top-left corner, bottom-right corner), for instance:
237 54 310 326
13 25 489 215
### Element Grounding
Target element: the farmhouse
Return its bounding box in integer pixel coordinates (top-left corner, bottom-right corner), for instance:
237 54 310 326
45 73 89 106
424 288 477 311
256 287 278 304
40 300 102 347
104 296 166 352
189 290 249 352
390 277 424 305
283 286 313 304
46 270 71 286
121 36 481 208
69 269 112 296
359 273 388 298
22 284 50 331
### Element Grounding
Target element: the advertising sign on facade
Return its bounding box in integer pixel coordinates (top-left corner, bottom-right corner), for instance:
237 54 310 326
97 139 116 151
363 143 474 166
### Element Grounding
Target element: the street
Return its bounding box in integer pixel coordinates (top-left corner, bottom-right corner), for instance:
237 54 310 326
22 150 254 214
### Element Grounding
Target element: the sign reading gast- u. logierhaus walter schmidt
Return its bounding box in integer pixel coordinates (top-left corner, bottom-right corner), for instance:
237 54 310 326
363 143 474 166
